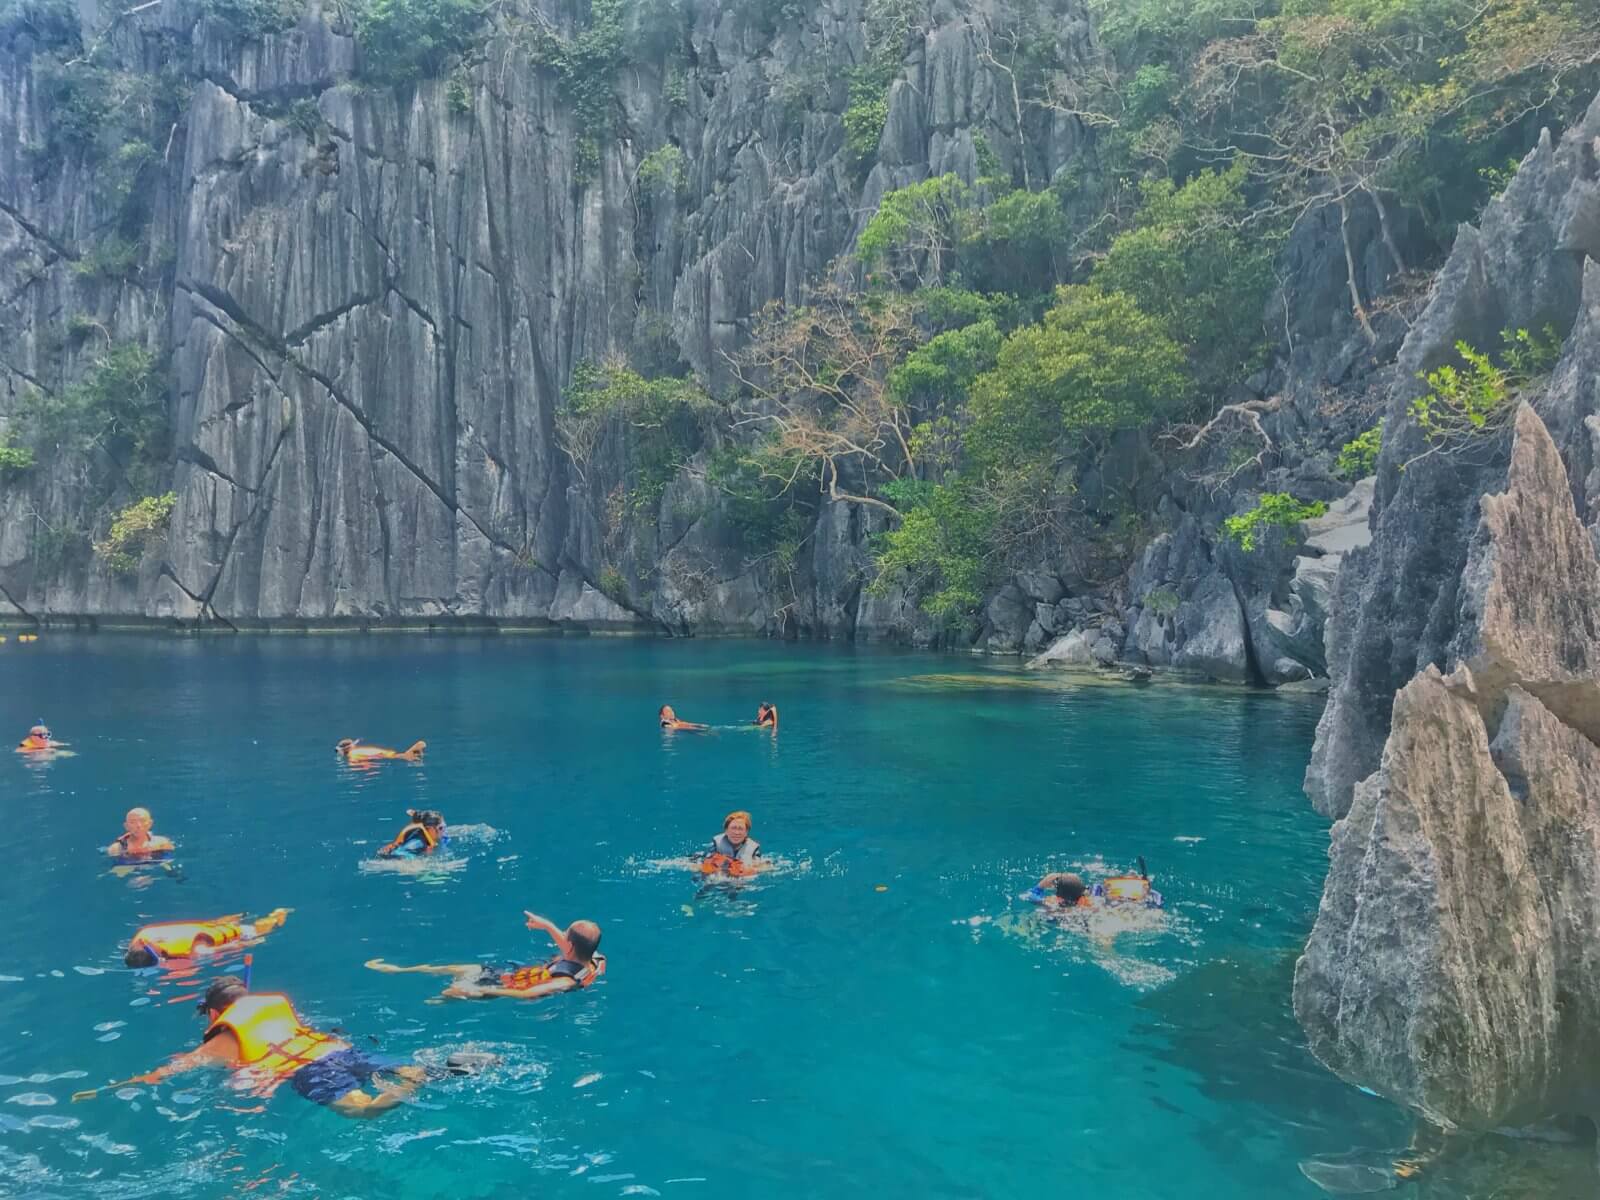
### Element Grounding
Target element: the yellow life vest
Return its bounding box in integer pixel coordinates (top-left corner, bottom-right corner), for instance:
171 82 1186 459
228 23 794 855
133 919 243 959
205 994 347 1086
1102 875 1151 903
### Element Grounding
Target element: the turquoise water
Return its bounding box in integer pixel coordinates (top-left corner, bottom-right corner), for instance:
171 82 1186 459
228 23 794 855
0 636 1407 1198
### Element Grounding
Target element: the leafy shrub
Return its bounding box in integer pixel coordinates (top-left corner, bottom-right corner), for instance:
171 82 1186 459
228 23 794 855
598 564 627 600
0 441 36 476
16 343 169 495
636 143 685 193
1336 421 1382 480
1222 493 1327 553
869 476 997 620
198 0 302 40
1411 342 1510 444
558 359 712 516
843 94 889 161
72 235 142 281
95 491 176 575
1143 585 1180 616
352 0 486 84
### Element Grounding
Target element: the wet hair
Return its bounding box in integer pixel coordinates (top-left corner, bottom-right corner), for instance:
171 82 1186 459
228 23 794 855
200 974 249 1015
1054 873 1087 904
336 738 355 751
723 810 752 831
409 809 445 828
29 725 48 737
566 921 602 963
126 807 152 824
124 943 159 969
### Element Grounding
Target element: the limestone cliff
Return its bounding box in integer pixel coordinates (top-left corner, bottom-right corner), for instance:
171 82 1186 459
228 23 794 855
0 0 1098 632
1295 405 1600 1132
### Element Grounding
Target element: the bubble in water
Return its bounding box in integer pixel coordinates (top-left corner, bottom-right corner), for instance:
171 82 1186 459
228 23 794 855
128 997 151 1007
0 975 22 983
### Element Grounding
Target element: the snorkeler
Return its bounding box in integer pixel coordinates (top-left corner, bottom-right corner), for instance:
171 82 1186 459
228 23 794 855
658 705 708 732
377 809 446 858
701 810 765 876
106 808 175 861
366 911 605 1000
754 702 778 731
336 737 426 763
121 975 433 1116
15 723 63 753
124 909 291 968
1034 872 1093 910
1026 860 1163 910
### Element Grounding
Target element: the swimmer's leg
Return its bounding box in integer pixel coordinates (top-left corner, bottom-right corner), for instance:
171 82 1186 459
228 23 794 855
364 959 479 976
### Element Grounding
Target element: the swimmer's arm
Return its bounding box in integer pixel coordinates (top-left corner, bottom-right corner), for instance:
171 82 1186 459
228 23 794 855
523 911 573 959
137 1034 237 1083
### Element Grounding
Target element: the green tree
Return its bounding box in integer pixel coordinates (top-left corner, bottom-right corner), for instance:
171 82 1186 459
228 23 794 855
1093 162 1273 399
967 286 1186 471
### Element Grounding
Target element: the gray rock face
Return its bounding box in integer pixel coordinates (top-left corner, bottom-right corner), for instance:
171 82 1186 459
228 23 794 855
0 0 1101 638
1308 93 1600 818
1295 406 1600 1131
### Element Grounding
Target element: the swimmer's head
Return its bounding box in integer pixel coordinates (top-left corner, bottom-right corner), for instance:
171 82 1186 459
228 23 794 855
658 705 675 722
566 920 601 963
723 810 752 844
197 974 249 1016
124 807 153 834
124 940 159 969
335 738 355 754
28 724 48 738
1054 873 1087 905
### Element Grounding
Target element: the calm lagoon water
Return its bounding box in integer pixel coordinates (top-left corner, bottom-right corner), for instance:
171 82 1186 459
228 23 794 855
0 635 1408 1198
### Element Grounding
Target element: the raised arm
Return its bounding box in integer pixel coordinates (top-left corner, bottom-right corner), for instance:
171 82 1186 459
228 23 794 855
523 911 574 958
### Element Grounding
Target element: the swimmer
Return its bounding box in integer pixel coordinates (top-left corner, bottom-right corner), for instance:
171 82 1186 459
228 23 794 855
124 975 436 1116
701 809 766 876
366 911 605 1000
658 704 708 732
377 809 446 858
106 808 175 860
15 723 64 753
124 908 291 968
1034 872 1093 911
1025 860 1163 910
336 737 426 763
754 702 778 731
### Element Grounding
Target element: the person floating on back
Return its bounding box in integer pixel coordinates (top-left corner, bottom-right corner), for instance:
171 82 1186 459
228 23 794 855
120 974 431 1116
107 807 175 861
701 809 765 877
754 702 778 731
124 908 291 968
658 705 707 732
366 911 606 1000
15 723 63 753
377 809 446 858
336 737 426 764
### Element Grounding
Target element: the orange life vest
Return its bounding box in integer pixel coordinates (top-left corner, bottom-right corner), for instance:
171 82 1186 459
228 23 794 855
497 954 606 991
700 853 751 877
205 994 347 1093
132 918 243 960
16 735 50 752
